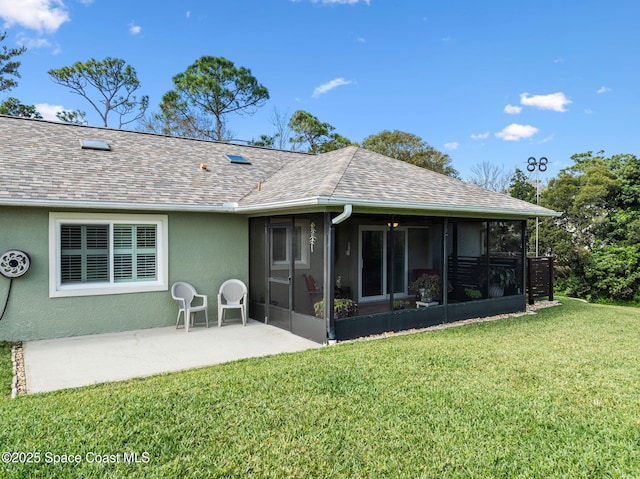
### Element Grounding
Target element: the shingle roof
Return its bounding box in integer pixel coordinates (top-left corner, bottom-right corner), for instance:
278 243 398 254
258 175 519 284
0 116 558 218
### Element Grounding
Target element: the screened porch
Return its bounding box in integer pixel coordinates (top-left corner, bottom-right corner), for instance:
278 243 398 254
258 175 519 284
249 213 527 343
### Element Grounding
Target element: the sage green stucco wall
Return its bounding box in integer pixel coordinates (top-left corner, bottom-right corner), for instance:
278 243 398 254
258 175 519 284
0 206 248 341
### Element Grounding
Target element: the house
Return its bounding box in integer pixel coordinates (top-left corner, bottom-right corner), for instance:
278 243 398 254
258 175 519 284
0 115 559 343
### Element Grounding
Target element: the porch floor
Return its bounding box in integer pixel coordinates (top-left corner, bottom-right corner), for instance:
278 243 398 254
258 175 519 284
22 319 321 394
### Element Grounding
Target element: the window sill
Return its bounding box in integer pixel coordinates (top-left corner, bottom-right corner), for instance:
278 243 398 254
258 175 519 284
50 281 167 298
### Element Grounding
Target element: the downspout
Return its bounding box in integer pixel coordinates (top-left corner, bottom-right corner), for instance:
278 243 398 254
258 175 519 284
332 204 353 225
324 213 336 344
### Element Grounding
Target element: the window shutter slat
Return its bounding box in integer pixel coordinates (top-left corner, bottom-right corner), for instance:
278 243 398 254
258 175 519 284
113 225 133 248
114 254 133 281
86 254 109 281
61 225 82 249
136 254 157 279
61 255 82 283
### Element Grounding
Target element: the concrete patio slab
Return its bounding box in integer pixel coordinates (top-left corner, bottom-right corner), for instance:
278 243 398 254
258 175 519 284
23 319 322 394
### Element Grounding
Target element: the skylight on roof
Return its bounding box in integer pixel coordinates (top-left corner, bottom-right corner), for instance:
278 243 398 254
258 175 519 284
80 139 111 151
227 154 250 164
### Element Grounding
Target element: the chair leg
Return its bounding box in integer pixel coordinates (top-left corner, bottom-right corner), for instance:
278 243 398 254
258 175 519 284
176 310 183 329
218 307 224 327
241 305 246 326
204 310 209 328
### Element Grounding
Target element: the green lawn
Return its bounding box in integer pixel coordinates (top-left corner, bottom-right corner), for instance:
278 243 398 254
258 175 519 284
1 298 639 478
0 342 13 398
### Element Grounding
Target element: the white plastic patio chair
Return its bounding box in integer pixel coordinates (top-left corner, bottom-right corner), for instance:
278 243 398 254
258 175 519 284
217 279 247 327
171 282 209 333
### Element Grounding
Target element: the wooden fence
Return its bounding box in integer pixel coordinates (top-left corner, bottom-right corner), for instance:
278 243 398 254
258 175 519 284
527 256 554 305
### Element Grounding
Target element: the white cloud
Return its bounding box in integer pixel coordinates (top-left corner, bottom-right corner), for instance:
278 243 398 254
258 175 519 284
356 36 365 43
584 108 593 114
597 86 611 94
495 123 539 141
0 0 69 33
35 103 63 121
17 32 50 49
186 10 191 19
504 104 522 115
128 22 141 35
520 92 571 112
470 132 490 140
444 142 458 150
17 32 61 53
312 77 353 98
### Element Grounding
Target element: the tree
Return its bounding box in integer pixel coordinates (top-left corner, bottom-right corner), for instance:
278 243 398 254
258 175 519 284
289 110 331 152
48 57 149 128
468 161 511 192
248 134 277 148
319 133 352 153
361 130 458 177
539 150 640 301
269 107 292 150
288 110 351 153
0 97 42 119
158 56 269 141
139 93 220 140
56 109 87 125
0 31 26 93
508 168 537 204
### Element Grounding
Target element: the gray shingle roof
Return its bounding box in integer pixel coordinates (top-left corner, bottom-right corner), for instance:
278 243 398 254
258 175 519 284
0 116 558 218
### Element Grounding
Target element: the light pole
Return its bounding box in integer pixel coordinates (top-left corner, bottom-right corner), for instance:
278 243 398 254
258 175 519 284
527 157 547 256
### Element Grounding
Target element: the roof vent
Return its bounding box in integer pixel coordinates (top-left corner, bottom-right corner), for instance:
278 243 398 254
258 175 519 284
226 154 250 165
80 139 111 151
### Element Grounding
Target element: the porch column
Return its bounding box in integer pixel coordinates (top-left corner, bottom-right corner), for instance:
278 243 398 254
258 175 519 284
521 219 527 297
442 217 449 323
388 215 395 311
324 212 336 342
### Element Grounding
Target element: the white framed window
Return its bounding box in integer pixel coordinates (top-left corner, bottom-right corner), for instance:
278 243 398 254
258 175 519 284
270 220 310 270
49 212 169 297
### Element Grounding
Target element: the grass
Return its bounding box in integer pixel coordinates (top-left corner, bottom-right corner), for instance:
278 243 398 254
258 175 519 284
0 342 13 398
1 298 639 478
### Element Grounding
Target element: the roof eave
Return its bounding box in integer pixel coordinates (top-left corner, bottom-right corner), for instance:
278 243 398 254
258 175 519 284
0 198 236 213
235 196 561 218
1 196 561 218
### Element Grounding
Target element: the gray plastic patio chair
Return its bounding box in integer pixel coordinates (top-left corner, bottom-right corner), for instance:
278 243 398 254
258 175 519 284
171 281 209 333
217 279 247 327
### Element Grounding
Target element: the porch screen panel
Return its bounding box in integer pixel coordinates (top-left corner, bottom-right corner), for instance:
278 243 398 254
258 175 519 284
293 215 324 318
448 221 487 302
488 221 523 296
271 227 287 263
362 230 384 297
60 224 109 283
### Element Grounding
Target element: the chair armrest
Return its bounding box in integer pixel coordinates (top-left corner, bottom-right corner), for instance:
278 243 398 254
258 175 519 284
193 293 208 307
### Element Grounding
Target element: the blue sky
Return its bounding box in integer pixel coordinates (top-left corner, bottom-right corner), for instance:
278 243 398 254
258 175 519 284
0 0 638 181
